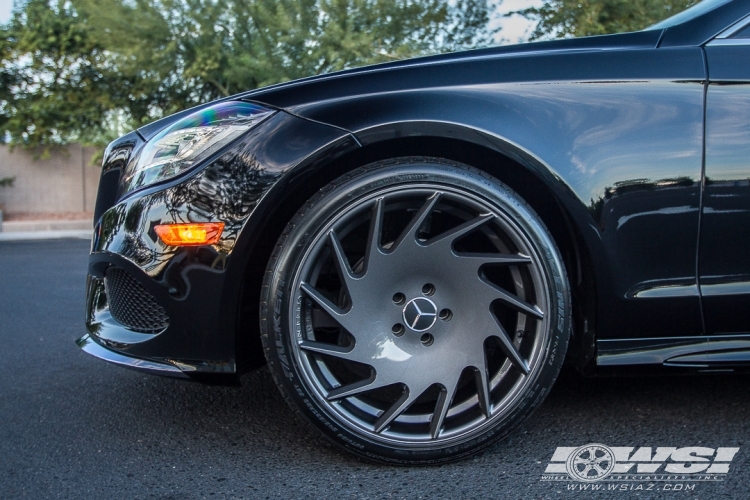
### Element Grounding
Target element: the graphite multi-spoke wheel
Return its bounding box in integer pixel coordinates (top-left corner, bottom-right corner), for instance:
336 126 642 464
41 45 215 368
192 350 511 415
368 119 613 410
261 158 571 464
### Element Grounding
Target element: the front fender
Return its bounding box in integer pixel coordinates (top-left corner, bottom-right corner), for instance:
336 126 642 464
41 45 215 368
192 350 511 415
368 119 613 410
272 70 706 340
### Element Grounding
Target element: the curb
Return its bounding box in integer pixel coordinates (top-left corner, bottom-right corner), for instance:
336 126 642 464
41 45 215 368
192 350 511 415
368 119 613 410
1 219 92 232
0 230 92 241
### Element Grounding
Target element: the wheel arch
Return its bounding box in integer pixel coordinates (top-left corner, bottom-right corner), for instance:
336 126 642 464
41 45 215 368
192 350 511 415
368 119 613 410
235 121 601 373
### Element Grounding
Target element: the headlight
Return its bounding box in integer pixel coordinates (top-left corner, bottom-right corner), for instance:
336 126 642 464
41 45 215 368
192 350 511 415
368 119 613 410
121 101 273 195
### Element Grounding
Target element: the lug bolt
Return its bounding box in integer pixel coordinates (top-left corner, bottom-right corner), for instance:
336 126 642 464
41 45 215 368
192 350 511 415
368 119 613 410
420 333 434 346
439 308 452 321
392 293 406 305
422 283 435 296
392 323 405 336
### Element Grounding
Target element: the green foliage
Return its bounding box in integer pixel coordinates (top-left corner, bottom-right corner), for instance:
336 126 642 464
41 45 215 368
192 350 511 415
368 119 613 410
73 0 494 114
1 0 496 151
0 0 120 153
513 0 698 40
0 176 15 187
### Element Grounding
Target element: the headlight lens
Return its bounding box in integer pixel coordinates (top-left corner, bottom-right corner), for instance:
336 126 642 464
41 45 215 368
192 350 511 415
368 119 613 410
121 101 273 195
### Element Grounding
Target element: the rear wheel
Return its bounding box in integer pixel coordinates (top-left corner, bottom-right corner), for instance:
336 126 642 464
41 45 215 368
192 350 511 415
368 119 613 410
260 158 570 464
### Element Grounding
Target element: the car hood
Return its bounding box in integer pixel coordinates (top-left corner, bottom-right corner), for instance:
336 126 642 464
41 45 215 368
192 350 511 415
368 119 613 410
138 0 750 140
137 30 662 140
236 30 663 109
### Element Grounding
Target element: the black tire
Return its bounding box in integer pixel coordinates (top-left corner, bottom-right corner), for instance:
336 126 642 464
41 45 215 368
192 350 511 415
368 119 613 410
260 157 570 464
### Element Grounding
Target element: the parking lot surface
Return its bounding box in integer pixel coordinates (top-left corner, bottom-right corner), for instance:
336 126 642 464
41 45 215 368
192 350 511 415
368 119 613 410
0 239 748 499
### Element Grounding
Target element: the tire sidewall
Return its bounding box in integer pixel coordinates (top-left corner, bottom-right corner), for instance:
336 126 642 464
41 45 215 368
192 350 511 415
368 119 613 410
261 158 571 465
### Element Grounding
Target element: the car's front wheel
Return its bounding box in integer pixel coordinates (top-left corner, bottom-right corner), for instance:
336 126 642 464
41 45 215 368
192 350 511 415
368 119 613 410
260 158 571 464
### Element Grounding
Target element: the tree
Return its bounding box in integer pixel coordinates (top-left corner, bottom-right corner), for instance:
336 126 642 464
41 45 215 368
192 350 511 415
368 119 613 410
1 0 496 151
74 0 495 110
513 0 698 40
0 0 120 152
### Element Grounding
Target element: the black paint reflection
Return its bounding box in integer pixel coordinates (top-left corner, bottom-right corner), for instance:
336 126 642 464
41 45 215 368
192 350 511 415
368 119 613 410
699 85 750 333
95 129 284 278
293 79 705 338
588 176 695 230
86 113 350 371
705 88 750 177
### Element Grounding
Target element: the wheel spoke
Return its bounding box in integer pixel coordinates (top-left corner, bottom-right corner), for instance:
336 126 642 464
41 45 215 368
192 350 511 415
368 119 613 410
327 373 394 400
389 192 441 252
474 360 492 418
490 315 530 375
311 308 338 328
455 252 532 266
362 198 385 273
593 463 608 474
300 282 360 335
327 230 360 297
481 278 545 320
299 339 354 360
373 385 425 433
425 213 494 249
429 376 460 439
300 282 342 316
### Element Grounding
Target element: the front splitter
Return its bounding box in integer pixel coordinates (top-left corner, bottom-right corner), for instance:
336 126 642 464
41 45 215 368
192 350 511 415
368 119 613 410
76 334 189 379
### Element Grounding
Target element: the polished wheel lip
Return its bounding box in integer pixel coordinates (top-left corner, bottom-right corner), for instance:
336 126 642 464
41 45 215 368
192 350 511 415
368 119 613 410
289 181 552 448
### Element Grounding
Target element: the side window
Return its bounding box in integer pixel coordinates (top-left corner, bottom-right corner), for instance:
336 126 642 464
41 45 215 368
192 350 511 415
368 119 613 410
732 24 750 38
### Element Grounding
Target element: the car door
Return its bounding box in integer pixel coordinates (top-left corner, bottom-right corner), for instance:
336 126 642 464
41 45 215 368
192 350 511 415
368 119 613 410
699 16 750 334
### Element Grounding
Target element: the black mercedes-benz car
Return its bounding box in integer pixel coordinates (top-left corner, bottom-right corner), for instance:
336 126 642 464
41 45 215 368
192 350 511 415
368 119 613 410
79 0 750 464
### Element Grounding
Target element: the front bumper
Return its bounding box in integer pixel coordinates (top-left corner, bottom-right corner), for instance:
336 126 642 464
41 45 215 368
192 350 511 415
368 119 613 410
78 110 354 379
77 334 189 378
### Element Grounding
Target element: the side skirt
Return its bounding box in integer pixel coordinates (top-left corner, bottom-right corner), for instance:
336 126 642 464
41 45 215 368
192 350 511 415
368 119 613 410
597 334 750 372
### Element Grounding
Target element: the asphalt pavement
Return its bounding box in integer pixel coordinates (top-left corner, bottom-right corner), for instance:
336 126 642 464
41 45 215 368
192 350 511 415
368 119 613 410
1 239 748 499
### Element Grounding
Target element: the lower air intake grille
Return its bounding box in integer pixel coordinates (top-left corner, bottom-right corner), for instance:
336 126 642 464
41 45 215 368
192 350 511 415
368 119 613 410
104 268 169 333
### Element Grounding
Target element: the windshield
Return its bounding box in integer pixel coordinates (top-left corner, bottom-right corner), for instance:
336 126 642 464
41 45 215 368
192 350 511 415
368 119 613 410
647 0 732 30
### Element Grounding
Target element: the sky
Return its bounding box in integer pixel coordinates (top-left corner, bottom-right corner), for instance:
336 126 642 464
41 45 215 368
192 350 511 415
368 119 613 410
0 0 542 45
492 0 544 44
0 0 11 24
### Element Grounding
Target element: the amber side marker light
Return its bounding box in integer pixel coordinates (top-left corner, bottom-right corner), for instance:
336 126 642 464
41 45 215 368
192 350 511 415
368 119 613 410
154 222 225 246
